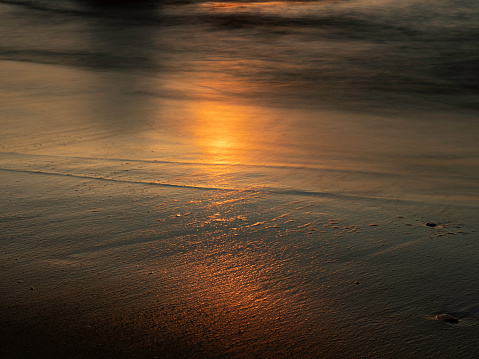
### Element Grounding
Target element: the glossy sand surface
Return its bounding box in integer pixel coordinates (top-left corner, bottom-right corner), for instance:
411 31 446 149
1 0 479 358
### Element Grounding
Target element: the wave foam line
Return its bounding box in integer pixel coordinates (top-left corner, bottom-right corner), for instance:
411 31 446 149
0 166 402 204
3 167 474 207
0 167 365 199
0 167 232 192
0 151 400 177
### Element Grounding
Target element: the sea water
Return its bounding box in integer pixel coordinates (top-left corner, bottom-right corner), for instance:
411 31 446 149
1 0 478 205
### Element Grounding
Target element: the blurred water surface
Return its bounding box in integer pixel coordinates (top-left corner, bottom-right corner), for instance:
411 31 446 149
1 0 478 202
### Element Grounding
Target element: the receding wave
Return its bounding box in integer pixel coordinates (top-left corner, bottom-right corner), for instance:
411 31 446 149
0 167 226 191
0 151 411 178
2 166 477 207
0 167 373 201
2 0 478 107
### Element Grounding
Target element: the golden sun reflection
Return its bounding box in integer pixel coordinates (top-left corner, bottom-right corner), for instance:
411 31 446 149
186 100 260 165
144 63 290 189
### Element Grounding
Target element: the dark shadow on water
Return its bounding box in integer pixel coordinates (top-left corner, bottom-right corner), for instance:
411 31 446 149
86 0 160 7
78 0 164 131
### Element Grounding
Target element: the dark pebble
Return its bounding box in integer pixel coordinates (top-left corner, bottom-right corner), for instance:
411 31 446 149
425 222 437 227
435 313 459 324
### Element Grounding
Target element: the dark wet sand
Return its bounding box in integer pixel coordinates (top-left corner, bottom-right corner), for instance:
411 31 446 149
2 170 478 359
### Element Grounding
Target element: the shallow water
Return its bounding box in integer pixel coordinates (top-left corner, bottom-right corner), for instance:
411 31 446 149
1 0 479 204
1 0 479 358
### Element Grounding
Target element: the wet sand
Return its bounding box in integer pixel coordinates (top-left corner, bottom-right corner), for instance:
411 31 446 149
1 165 478 358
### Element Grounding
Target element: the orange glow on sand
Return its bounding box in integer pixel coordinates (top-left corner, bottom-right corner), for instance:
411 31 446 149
146 232 324 355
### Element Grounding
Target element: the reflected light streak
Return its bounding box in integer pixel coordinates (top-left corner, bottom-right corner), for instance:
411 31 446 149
150 236 317 355
184 99 255 189
188 100 255 165
185 66 285 164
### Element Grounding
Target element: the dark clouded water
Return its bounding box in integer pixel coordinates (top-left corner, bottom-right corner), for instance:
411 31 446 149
2 0 479 110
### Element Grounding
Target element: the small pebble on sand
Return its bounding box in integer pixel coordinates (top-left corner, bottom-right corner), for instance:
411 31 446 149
425 222 437 227
435 313 459 324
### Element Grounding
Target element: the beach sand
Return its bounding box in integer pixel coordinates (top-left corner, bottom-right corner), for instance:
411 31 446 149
1 165 478 358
